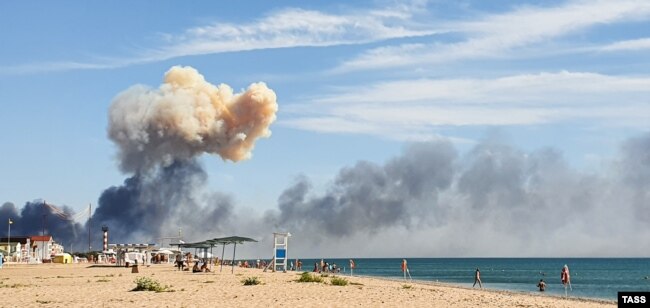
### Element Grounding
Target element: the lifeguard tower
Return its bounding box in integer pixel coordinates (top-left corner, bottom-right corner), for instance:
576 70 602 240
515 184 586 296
270 232 290 272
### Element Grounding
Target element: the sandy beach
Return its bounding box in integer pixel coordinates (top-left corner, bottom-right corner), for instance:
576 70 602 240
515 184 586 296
0 263 615 307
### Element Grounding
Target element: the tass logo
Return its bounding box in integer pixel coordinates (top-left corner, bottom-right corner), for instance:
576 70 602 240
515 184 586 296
618 292 648 307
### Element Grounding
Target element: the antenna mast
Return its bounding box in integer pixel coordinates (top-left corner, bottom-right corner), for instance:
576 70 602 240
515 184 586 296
88 203 92 252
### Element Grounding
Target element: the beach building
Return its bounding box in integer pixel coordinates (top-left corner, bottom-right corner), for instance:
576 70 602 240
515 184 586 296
0 235 63 263
108 243 156 266
51 242 64 255
31 235 54 262
150 248 179 264
53 253 73 264
0 236 28 262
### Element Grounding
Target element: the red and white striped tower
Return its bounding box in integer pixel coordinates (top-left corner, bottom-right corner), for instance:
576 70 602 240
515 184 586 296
101 226 109 252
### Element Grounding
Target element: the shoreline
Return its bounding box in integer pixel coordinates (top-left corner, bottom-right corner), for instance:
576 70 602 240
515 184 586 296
352 274 616 305
0 263 616 307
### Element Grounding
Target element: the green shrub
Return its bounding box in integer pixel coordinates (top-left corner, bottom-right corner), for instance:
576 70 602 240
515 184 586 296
402 284 412 289
297 272 324 283
330 276 348 286
132 277 167 292
242 277 261 286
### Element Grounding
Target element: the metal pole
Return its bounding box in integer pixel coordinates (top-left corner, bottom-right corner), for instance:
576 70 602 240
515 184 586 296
7 219 10 262
231 243 237 274
210 245 214 272
42 201 46 262
88 203 91 252
220 244 225 272
42 201 46 236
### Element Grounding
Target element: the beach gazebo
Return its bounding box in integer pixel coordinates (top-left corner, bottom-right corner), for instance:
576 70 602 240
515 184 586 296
173 236 257 273
213 236 258 273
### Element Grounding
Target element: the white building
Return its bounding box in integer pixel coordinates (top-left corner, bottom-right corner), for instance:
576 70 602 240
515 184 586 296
0 236 27 262
30 235 53 262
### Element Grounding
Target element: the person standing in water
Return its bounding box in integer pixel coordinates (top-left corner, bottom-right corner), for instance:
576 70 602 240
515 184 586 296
473 268 483 289
561 264 571 297
537 279 546 291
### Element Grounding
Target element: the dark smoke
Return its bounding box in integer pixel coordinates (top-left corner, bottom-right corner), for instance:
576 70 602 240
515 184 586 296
84 66 276 248
5 132 649 256
0 201 85 249
92 160 233 245
266 142 457 237
262 133 650 257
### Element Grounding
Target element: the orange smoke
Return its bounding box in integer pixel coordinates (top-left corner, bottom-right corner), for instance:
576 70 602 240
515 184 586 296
109 66 278 172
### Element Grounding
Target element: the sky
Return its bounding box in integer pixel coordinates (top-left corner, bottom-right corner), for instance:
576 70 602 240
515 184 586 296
0 0 649 257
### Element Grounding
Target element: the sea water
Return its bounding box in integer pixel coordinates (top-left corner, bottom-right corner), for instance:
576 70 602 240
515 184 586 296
291 258 650 300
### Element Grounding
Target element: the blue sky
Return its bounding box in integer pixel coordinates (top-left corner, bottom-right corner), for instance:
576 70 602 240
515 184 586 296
1 0 649 225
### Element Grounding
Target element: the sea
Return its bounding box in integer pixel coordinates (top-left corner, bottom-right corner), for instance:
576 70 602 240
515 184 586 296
289 258 650 300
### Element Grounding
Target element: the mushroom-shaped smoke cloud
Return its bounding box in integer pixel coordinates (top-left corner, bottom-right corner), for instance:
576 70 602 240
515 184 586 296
109 66 278 172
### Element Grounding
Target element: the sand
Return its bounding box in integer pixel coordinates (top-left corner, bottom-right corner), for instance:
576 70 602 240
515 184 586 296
0 263 615 307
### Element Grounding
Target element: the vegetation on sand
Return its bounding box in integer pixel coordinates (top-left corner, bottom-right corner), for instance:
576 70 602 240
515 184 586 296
330 276 349 286
242 277 261 286
132 277 168 292
297 272 324 283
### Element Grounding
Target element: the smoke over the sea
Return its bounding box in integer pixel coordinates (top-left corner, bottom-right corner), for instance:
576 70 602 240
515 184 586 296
2 132 649 256
263 133 650 257
2 65 647 256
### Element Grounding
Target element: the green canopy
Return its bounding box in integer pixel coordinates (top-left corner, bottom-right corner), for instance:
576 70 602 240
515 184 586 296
214 236 258 244
172 242 212 249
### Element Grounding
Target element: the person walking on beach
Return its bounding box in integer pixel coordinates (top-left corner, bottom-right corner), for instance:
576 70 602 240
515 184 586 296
175 254 183 271
473 268 483 289
537 279 546 291
349 259 355 276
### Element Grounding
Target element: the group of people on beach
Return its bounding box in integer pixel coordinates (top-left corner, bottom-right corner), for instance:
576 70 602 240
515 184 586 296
171 254 573 296
289 259 303 271
192 261 211 273
537 264 571 293
313 259 341 273
174 253 213 273
472 264 572 293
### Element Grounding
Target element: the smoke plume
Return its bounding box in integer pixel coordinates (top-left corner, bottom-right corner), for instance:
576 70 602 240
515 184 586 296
267 142 457 237
109 65 278 173
3 132 649 256
3 64 647 256
89 66 277 245
0 201 85 250
263 133 650 257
